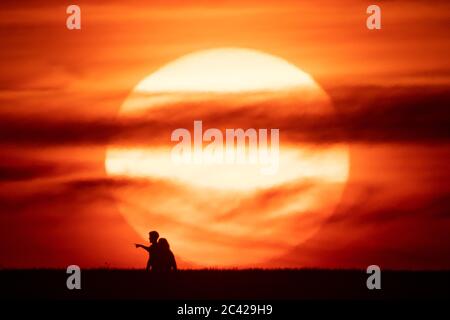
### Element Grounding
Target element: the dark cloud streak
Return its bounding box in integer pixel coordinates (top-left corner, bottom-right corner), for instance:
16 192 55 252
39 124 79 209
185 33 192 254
0 85 449 147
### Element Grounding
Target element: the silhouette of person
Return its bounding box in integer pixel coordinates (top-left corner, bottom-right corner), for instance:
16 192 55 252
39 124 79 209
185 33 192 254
153 238 177 271
135 230 159 271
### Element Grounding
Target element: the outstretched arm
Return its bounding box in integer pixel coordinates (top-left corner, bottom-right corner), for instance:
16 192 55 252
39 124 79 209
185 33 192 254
135 243 150 252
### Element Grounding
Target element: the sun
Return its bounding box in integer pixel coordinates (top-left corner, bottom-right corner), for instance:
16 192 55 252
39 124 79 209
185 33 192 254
133 48 316 93
105 48 349 267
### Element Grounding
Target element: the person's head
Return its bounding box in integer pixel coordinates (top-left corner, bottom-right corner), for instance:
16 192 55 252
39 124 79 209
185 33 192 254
149 231 159 244
158 238 170 251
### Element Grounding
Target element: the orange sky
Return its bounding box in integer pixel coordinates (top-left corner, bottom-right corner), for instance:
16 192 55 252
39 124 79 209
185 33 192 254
1 0 450 269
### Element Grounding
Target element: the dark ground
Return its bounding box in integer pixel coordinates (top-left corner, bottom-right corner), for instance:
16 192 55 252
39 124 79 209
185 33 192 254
1 269 449 300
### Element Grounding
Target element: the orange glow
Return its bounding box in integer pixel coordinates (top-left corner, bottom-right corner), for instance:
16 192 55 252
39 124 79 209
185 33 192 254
105 48 349 266
2 0 449 270
134 48 316 93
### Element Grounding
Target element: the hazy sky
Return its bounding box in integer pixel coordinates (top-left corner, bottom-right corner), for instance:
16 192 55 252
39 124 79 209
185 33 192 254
1 0 449 269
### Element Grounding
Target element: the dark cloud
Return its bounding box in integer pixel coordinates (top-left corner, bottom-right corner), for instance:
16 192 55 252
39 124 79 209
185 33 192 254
268 185 450 269
0 177 130 212
0 155 81 182
0 85 449 147
0 176 178 213
325 85 450 143
326 189 450 227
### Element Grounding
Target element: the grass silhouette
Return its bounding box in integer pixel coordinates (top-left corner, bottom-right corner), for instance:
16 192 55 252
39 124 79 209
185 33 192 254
1 268 449 300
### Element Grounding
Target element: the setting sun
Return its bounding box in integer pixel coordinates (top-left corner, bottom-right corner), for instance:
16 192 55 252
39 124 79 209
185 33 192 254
105 48 349 266
134 48 317 93
2 1 450 301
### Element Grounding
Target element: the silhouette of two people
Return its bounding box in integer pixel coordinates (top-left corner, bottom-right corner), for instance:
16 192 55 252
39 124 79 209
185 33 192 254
135 231 177 271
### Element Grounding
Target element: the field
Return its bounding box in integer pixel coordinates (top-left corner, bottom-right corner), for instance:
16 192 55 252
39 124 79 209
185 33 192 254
1 269 449 300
